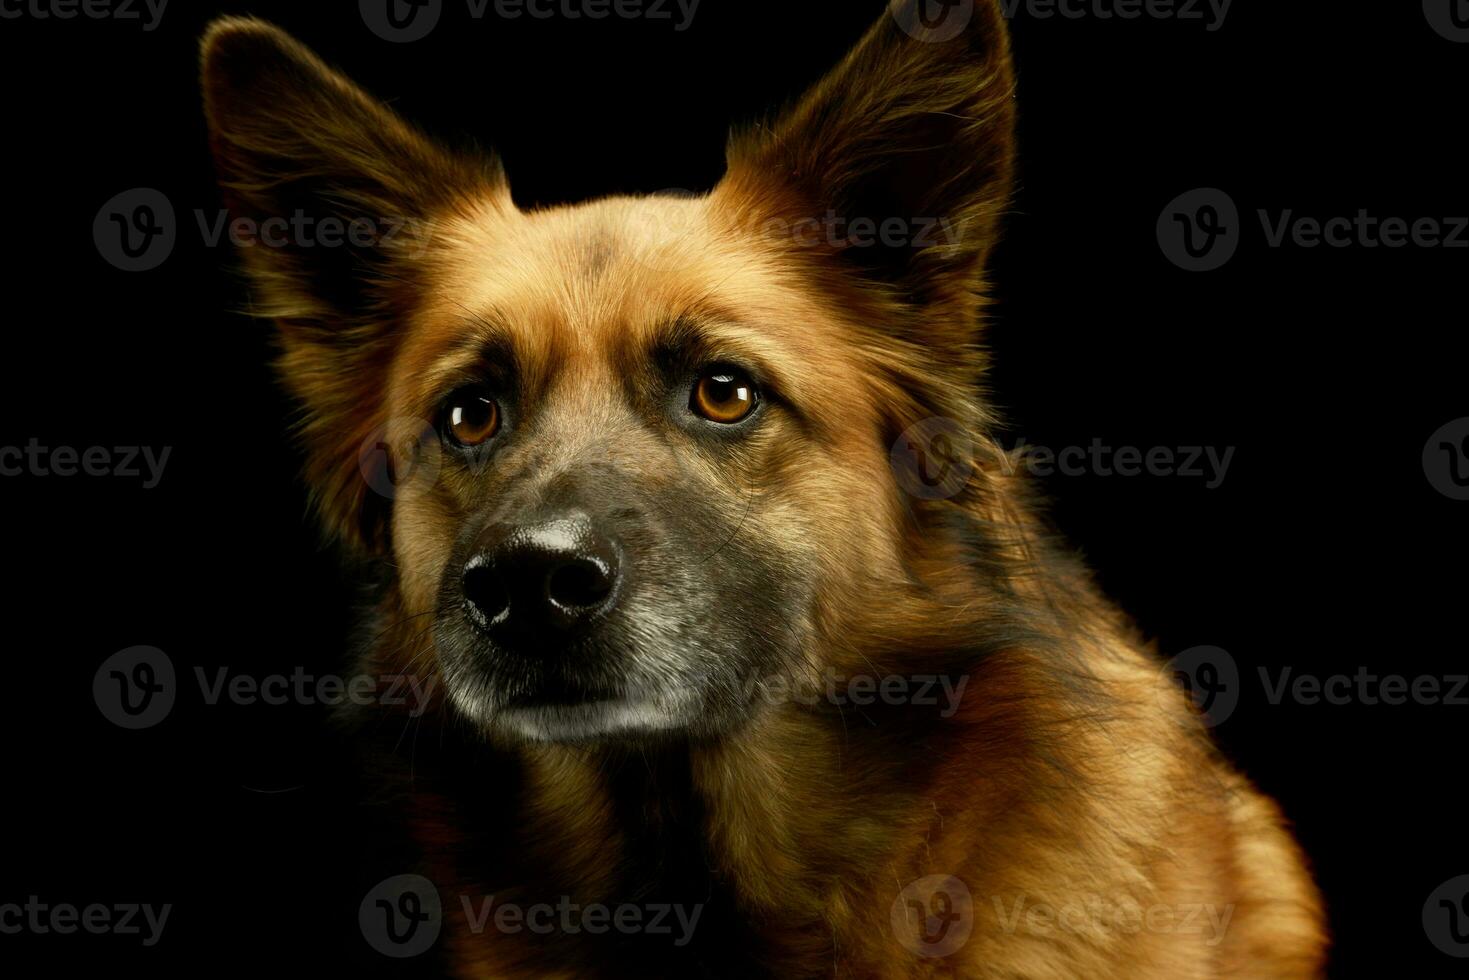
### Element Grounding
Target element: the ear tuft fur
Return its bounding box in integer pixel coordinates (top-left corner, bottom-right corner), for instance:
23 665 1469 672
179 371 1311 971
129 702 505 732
723 0 1016 316
200 17 504 551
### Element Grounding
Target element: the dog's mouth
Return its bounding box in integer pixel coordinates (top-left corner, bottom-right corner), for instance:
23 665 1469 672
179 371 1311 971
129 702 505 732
433 618 706 742
452 668 698 743
502 674 623 712
493 695 687 742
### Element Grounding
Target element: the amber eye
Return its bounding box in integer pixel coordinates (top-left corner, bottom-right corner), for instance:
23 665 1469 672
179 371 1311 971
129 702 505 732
691 368 758 424
445 389 501 447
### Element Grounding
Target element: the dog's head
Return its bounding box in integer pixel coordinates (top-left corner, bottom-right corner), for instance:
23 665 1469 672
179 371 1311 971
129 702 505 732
202 1 1015 742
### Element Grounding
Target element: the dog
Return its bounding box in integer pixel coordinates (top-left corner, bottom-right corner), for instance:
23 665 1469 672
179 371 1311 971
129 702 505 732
201 1 1326 975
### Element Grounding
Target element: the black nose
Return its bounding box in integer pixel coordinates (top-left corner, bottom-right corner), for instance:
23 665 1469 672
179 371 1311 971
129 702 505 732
462 514 621 642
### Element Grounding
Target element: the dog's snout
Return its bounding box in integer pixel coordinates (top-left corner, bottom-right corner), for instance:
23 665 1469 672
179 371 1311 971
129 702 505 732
462 514 621 642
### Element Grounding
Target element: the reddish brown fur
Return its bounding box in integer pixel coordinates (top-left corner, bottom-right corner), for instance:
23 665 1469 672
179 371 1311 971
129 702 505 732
202 3 1327 976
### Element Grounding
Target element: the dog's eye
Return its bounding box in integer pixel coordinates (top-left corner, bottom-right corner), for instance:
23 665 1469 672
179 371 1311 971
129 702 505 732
445 389 501 447
691 368 757 424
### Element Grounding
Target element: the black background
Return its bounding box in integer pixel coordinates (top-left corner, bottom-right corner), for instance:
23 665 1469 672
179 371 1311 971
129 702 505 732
1 0 1464 975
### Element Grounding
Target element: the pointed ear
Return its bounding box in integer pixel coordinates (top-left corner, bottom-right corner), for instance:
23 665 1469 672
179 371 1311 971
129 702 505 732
722 0 1015 318
200 17 504 550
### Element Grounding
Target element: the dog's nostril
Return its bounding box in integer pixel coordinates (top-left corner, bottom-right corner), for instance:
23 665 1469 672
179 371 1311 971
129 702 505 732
462 564 511 625
547 559 613 611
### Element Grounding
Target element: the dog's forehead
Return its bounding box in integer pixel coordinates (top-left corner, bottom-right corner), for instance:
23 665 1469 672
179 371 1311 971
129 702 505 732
406 192 841 375
387 191 857 411
429 192 751 314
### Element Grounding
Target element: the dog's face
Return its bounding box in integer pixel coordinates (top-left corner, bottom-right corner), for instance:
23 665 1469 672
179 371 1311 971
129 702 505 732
202 1 1015 742
391 196 903 741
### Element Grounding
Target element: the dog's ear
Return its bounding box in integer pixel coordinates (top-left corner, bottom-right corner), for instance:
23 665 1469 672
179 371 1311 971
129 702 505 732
722 0 1015 331
201 17 504 550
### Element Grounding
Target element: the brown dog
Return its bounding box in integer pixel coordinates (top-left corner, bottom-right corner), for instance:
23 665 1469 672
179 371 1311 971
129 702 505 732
202 1 1326 975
